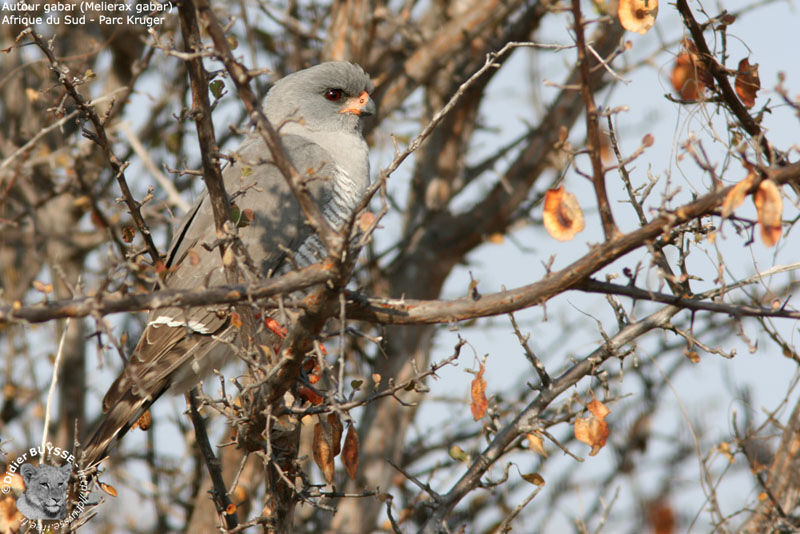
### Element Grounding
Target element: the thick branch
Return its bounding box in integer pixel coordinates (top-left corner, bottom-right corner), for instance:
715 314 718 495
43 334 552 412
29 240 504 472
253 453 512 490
349 161 800 324
177 2 233 234
0 262 333 325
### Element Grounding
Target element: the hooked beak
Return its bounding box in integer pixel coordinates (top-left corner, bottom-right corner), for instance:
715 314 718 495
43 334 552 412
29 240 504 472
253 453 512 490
339 90 376 116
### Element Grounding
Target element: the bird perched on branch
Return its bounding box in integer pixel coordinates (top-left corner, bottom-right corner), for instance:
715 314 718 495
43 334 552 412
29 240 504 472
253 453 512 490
81 62 375 468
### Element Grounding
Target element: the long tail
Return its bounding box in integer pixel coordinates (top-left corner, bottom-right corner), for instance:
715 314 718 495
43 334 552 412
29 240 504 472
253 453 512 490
79 385 168 470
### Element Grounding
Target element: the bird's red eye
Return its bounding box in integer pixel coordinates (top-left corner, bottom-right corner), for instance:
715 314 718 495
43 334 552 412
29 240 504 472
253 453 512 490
325 89 343 101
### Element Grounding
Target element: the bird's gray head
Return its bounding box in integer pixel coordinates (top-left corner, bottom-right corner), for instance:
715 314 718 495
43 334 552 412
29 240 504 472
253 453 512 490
264 62 375 136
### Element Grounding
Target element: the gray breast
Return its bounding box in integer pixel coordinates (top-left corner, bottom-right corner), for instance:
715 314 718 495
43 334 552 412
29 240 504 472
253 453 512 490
278 167 364 273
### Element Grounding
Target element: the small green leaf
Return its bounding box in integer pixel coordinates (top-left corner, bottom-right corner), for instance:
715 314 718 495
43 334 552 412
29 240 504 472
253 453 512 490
241 166 253 177
449 445 468 463
350 379 363 390
210 79 225 99
237 208 254 228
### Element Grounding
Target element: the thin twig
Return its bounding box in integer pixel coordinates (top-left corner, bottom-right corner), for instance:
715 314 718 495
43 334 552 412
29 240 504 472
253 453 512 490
40 317 70 463
188 389 238 531
570 0 619 239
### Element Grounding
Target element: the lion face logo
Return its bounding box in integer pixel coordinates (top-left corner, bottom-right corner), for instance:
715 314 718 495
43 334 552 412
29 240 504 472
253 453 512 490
16 462 72 520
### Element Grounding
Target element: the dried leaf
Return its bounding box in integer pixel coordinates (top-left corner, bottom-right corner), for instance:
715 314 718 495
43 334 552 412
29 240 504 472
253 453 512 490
670 41 710 101
32 280 53 294
121 225 135 243
735 58 760 109
753 179 783 246
684 350 700 363
328 413 344 457
371 373 381 387
100 482 118 497
264 317 287 338
358 211 375 232
521 472 546 486
648 500 676 534
470 364 488 421
231 312 243 329
297 385 324 406
487 232 504 244
343 424 359 480
526 432 548 457
543 186 585 241
587 398 610 419
232 484 247 503
574 398 610 455
133 409 152 431
312 422 335 484
618 0 658 34
721 172 755 219
225 503 237 515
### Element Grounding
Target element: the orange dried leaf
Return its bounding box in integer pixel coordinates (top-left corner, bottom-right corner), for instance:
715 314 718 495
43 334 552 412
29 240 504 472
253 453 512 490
526 432 547 457
722 173 755 219
648 501 676 534
32 280 53 294
134 409 152 431
470 364 488 421
297 385 324 406
264 317 287 338
225 503 237 515
100 482 118 497
587 398 610 419
574 398 611 456
521 472 546 486
543 186 585 241
312 422 335 484
232 484 247 503
231 312 243 329
684 350 700 363
358 211 375 232
735 58 760 109
487 232 504 244
753 180 783 246
670 46 709 101
618 0 658 34
328 413 344 457
343 424 360 480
